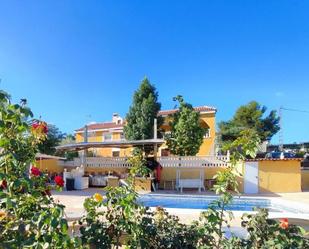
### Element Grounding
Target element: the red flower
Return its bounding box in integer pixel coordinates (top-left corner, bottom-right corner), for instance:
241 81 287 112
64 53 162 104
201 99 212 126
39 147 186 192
279 218 289 229
54 176 64 187
0 179 7 189
32 123 39 129
31 121 48 134
41 123 48 134
31 167 41 176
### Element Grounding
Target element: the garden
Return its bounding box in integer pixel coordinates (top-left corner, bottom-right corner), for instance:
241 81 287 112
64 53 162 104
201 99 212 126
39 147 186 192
1 88 309 249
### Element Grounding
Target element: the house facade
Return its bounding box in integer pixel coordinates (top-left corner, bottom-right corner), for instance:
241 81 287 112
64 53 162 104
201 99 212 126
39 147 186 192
75 106 217 157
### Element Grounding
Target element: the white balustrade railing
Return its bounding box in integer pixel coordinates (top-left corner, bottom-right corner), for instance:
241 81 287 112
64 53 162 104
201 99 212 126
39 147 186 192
157 156 229 168
85 157 130 168
59 155 229 168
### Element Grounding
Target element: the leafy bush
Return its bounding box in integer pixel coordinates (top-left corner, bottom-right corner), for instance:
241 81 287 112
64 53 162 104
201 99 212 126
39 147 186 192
0 91 76 248
127 148 150 179
241 208 309 248
80 185 151 248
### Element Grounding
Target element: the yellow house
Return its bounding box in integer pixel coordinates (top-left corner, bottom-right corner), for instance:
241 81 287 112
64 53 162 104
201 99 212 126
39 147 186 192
158 106 216 156
75 106 217 157
75 113 131 157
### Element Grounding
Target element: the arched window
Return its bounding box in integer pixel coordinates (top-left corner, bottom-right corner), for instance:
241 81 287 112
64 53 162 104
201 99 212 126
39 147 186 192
200 120 211 138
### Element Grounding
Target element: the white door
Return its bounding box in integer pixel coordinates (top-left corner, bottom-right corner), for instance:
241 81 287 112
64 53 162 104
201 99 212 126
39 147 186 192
244 162 259 194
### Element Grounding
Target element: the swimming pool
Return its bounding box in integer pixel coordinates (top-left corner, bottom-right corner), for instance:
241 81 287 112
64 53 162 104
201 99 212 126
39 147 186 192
139 195 281 212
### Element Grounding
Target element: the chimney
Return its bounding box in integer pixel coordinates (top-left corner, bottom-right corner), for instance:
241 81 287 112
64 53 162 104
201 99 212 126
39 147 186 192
112 113 122 124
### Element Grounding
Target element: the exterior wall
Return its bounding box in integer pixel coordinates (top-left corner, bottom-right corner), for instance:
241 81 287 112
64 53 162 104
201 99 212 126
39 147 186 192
301 170 309 190
92 147 132 157
158 167 226 189
159 167 226 181
96 148 112 157
158 166 244 192
35 159 63 174
75 132 84 143
258 160 301 193
159 112 216 156
76 131 130 157
197 113 216 156
120 148 133 157
76 131 123 143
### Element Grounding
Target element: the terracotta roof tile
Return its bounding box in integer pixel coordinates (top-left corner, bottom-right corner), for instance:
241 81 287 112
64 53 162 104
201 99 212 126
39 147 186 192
76 105 216 132
158 106 217 116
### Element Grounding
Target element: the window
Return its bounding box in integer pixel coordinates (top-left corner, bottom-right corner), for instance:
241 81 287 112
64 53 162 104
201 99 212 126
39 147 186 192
112 151 120 157
120 133 125 140
103 133 112 141
204 128 211 138
84 131 96 137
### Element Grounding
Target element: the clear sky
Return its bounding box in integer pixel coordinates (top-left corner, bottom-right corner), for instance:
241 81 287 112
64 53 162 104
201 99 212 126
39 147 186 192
1 1 309 144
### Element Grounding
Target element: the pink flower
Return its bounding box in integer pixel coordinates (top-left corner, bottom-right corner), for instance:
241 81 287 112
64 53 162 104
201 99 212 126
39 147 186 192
54 176 64 187
31 167 41 176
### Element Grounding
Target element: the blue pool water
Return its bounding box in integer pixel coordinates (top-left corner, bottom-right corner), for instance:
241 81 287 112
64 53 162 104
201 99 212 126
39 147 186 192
139 195 278 212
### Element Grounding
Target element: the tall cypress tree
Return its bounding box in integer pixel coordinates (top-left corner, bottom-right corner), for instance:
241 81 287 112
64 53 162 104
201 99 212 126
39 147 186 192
124 77 163 140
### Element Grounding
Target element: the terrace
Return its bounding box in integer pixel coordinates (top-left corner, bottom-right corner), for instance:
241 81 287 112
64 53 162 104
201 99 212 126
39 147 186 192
57 155 230 192
53 151 309 235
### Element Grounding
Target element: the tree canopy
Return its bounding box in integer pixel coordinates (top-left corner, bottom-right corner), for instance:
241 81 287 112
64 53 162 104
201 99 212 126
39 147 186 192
218 101 280 144
56 134 78 160
59 134 75 146
38 124 65 155
124 77 163 140
166 95 205 156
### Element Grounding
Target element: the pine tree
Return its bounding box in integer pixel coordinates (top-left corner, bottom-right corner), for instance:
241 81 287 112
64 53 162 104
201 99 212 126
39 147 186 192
166 95 205 156
218 101 280 144
124 77 163 140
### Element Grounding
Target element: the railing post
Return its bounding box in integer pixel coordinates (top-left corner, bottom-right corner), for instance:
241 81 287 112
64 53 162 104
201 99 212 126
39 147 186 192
227 150 230 162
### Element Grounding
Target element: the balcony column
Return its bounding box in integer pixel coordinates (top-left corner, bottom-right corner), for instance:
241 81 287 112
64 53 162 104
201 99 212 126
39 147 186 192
153 118 158 159
82 124 88 167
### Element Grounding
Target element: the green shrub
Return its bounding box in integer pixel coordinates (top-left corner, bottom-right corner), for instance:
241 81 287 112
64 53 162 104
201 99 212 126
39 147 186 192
241 208 309 249
0 91 76 248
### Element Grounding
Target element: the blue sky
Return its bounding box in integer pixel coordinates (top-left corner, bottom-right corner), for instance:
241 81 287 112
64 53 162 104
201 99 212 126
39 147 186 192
0 1 309 144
